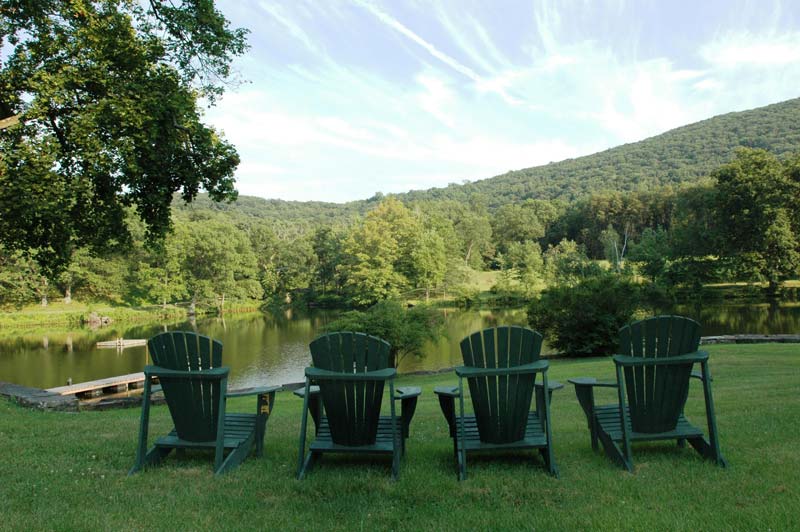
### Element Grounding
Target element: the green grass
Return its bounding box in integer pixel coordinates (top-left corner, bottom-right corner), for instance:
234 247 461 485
1 344 798 530
0 300 261 329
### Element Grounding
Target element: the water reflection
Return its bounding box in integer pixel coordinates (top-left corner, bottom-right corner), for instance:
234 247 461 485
1 298 798 390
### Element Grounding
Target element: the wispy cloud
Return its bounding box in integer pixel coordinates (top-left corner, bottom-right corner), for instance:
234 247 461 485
700 31 800 68
351 0 524 105
203 0 800 202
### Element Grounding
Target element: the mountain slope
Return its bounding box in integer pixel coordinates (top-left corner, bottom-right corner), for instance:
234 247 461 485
180 97 800 218
399 97 800 207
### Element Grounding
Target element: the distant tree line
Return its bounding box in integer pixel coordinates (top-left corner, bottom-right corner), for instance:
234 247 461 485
1 148 798 311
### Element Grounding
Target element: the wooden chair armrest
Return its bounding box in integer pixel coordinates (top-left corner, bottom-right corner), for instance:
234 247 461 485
394 386 421 400
292 385 320 399
456 360 548 378
227 385 280 398
536 380 564 392
144 365 230 380
690 370 713 382
305 367 396 381
433 385 460 398
567 377 618 388
613 351 708 367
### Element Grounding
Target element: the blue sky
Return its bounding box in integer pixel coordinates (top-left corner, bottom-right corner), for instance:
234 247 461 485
204 0 800 202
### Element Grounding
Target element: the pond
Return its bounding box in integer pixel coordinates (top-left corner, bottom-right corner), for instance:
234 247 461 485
1 298 799 390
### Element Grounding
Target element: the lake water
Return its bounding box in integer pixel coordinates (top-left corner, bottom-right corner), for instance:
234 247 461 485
1 300 799 390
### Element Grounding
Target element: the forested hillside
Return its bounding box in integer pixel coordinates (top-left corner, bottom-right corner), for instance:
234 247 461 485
3 100 799 313
178 97 800 219
400 97 800 206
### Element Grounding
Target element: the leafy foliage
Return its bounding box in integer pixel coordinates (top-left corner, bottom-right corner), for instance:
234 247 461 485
400 98 800 206
0 0 246 275
527 271 642 356
712 149 800 291
324 300 445 367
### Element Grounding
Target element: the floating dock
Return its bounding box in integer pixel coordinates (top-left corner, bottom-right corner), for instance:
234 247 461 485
96 338 147 349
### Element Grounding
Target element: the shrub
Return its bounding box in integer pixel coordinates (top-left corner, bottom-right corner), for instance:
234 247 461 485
324 299 445 367
527 272 641 356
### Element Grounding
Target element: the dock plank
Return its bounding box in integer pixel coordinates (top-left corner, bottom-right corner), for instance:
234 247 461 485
46 372 147 396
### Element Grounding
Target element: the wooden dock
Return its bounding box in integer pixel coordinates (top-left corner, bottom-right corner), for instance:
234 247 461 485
96 338 147 349
46 372 152 397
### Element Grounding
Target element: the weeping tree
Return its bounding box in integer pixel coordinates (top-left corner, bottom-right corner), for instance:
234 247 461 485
325 300 445 368
0 0 248 277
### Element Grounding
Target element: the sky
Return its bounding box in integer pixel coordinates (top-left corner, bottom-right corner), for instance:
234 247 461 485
204 0 800 203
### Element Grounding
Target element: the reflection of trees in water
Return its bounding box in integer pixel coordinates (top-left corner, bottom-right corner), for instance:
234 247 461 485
666 301 800 335
400 308 529 372
2 302 798 389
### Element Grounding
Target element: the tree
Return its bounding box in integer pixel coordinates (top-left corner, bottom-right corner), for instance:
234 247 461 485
506 240 544 296
713 149 800 292
56 247 128 304
0 247 43 307
453 196 493 267
325 300 444 367
339 199 419 306
410 229 447 300
135 238 187 309
311 227 345 295
491 199 555 254
0 1 247 275
528 271 641 356
543 239 599 284
628 227 671 283
178 219 261 314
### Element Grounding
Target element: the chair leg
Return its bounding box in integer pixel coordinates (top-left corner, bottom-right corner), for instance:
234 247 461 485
457 379 468 481
129 445 172 475
298 450 320 480
216 437 253 476
541 372 558 478
255 391 275 458
297 380 312 479
457 443 467 481
699 361 727 468
391 446 401 481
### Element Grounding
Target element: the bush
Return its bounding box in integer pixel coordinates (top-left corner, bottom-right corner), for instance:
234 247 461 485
324 299 444 367
527 272 641 356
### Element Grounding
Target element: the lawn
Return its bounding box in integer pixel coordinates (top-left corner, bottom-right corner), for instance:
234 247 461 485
1 344 798 530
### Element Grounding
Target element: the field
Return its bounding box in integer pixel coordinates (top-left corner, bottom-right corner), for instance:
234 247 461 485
1 344 798 530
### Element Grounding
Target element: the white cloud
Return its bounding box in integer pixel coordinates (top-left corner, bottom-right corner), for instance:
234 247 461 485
257 1 320 54
700 32 800 68
352 0 523 106
416 74 456 128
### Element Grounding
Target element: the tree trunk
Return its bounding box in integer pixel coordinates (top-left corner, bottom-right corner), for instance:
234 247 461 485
189 294 196 316
425 285 430 301
63 285 71 304
767 278 780 296
219 293 225 315
464 241 474 265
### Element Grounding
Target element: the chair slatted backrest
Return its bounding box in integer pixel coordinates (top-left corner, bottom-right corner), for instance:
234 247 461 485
309 332 391 446
148 331 224 442
618 315 701 433
460 326 543 444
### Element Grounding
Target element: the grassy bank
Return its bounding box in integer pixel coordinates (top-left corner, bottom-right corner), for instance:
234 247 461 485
1 344 798 530
0 301 262 328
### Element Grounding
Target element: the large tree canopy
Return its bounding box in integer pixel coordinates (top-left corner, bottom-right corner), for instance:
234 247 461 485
0 0 247 275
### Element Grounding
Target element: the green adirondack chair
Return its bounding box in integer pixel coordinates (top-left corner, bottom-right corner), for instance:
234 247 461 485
296 332 420 480
434 326 559 480
569 315 727 472
129 331 279 476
